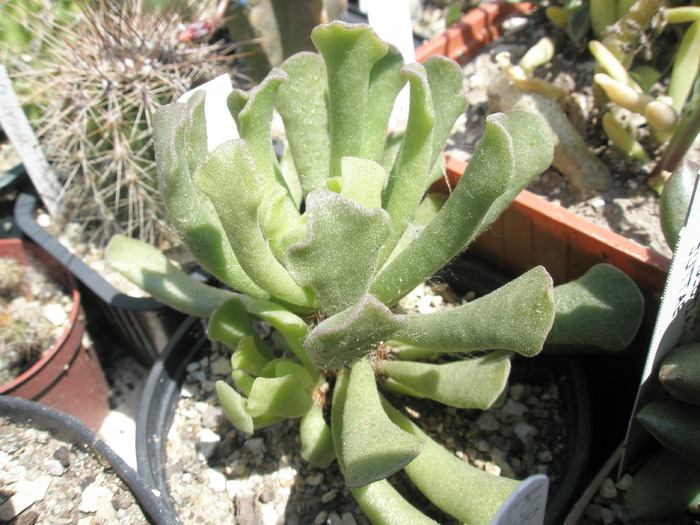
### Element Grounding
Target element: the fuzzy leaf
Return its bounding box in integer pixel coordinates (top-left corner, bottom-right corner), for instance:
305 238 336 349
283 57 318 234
312 22 388 178
193 138 314 308
361 44 407 162
106 235 239 317
277 52 331 196
246 374 314 419
208 297 260 350
300 402 336 468
232 370 254 397
234 69 303 258
153 96 267 298
287 190 392 315
216 380 254 434
423 56 468 174
332 358 424 488
625 448 700 521
637 400 700 460
383 398 519 524
370 112 515 305
546 263 644 351
351 480 439 524
231 336 272 376
476 110 556 236
246 299 311 367
384 194 444 267
305 295 408 370
660 343 700 405
378 352 511 410
380 62 436 261
394 266 554 357
339 157 389 210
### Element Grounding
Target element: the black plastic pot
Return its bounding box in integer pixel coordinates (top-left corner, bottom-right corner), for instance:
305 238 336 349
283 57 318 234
14 187 188 364
136 274 591 524
0 395 175 525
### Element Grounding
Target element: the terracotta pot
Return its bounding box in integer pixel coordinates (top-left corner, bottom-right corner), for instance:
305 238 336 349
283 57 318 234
14 188 188 365
0 238 109 432
415 1 670 294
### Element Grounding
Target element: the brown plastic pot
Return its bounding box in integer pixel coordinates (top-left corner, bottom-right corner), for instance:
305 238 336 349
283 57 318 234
0 238 109 432
415 1 671 302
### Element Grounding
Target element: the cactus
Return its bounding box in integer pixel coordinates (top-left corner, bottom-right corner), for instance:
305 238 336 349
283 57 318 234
14 0 240 246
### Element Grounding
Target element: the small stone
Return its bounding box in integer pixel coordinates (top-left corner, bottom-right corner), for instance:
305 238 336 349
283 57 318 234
210 356 232 376
598 477 618 499
475 412 499 431
500 399 528 422
79 485 112 513
314 511 329 525
44 459 65 476
513 422 536 442
199 428 221 459
537 450 553 463
305 472 324 486
340 512 357 525
206 468 227 492
590 197 605 209
42 303 68 325
615 473 633 491
475 439 490 452
53 446 71 467
243 437 265 456
201 406 224 428
509 383 526 402
585 503 602 520
321 489 337 503
600 507 616 525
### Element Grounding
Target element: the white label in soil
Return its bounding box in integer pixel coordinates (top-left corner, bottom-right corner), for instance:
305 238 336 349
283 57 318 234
490 474 549 525
621 168 700 471
178 74 238 153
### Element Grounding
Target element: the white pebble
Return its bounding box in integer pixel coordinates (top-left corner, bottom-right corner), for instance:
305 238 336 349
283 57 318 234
615 473 633 491
44 459 65 476
79 485 112 513
206 468 227 492
599 477 618 499
198 428 221 459
210 356 232 376
500 399 528 422
42 303 68 325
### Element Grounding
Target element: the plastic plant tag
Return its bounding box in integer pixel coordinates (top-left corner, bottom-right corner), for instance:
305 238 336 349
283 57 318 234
621 168 700 472
490 474 549 525
178 73 238 152
366 0 414 130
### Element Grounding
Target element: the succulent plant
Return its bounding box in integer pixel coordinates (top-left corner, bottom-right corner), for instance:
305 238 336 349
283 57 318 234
13 0 241 246
107 20 644 523
624 342 700 520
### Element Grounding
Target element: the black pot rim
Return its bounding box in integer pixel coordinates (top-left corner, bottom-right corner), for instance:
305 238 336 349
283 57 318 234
0 395 176 525
13 189 164 311
136 316 591 525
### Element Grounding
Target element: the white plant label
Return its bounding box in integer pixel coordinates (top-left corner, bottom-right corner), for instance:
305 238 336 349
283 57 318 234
0 65 62 216
366 0 415 130
621 169 700 472
178 74 239 152
491 474 549 525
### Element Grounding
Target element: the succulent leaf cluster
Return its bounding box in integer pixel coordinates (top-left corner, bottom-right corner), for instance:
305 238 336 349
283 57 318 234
108 20 644 523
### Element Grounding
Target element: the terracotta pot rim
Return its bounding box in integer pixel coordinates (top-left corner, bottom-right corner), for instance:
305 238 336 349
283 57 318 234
0 238 84 393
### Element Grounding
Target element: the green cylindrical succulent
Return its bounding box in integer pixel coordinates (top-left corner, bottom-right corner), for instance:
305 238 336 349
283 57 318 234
107 20 644 524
